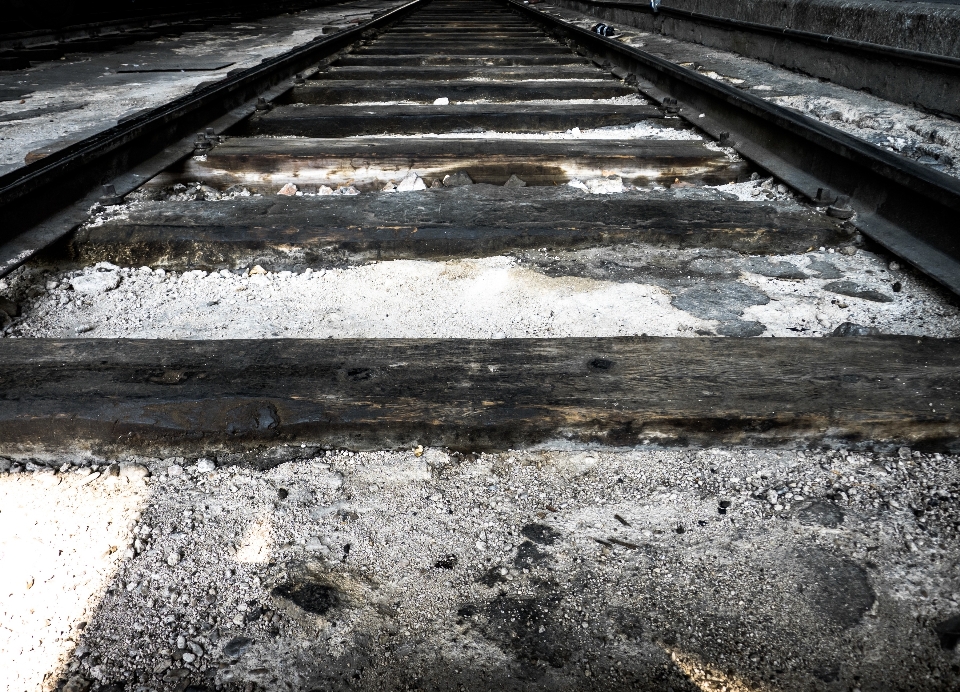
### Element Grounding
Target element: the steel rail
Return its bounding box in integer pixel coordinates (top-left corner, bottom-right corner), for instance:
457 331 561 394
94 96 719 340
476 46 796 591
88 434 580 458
0 0 365 73
2 1 310 49
0 0 426 275
548 0 960 119
552 0 960 72
509 0 960 296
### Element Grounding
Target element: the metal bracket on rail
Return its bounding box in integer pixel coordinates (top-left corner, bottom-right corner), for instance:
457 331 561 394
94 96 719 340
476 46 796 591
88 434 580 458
193 128 220 152
98 184 123 206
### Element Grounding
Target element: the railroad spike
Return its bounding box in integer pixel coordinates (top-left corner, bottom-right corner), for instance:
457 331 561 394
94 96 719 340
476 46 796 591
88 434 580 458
98 183 123 206
194 133 213 150
815 187 838 205
827 194 856 219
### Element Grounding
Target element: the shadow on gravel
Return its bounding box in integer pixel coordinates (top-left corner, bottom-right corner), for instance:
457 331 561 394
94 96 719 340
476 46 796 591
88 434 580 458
51 519 887 692
45 457 957 692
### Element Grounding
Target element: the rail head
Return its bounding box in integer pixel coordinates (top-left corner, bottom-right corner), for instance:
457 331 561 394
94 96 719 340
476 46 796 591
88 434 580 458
555 0 960 73
0 0 430 261
506 0 960 295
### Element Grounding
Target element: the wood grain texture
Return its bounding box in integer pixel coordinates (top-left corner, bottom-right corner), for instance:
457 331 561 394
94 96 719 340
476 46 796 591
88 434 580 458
1 337 957 453
335 55 589 66
316 65 605 80
365 39 561 48
371 32 549 41
72 187 845 268
288 79 634 103
354 44 569 55
386 27 540 33
242 103 669 137
152 137 746 191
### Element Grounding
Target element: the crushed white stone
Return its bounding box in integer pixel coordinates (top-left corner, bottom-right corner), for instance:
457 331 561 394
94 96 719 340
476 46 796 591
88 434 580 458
360 118 703 141
6 258 711 339
4 246 959 339
0 464 150 692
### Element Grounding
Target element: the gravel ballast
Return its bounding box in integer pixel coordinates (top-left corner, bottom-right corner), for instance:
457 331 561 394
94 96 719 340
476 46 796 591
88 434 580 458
2 446 959 691
3 242 958 340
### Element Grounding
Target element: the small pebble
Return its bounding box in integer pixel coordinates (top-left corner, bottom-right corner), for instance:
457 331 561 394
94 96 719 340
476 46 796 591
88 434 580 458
196 459 216 473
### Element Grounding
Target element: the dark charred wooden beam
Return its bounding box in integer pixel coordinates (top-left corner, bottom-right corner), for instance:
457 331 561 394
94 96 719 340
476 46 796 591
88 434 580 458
241 103 669 137
316 65 605 80
289 79 633 103
1 337 957 454
352 44 571 56
363 41 565 53
334 54 590 66
150 137 743 190
374 30 545 39
72 188 846 269
387 27 538 34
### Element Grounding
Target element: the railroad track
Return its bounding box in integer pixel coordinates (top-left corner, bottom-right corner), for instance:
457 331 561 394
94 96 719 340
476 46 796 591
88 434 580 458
0 0 958 454
551 0 960 120
0 0 340 71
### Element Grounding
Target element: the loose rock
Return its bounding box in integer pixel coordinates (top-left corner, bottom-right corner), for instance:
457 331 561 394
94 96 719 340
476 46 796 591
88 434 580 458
395 172 427 192
196 459 216 473
442 171 474 187
824 280 893 303
832 322 881 336
70 271 120 296
62 676 91 692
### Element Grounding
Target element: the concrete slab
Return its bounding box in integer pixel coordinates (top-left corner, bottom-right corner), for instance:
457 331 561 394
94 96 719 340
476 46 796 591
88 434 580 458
662 0 960 56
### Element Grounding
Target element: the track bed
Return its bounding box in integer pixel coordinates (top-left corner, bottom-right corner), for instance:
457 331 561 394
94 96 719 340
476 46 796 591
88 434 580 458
2 3 960 692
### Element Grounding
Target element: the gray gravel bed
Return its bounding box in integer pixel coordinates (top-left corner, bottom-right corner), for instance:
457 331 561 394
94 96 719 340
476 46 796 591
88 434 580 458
542 3 960 178
3 445 958 691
